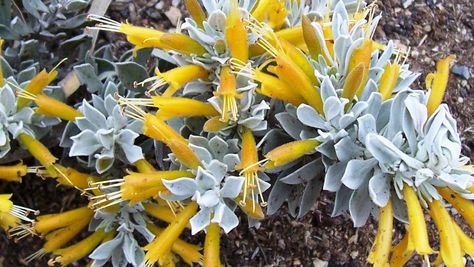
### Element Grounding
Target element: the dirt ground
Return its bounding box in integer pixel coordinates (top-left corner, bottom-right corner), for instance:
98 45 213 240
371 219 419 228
0 0 473 266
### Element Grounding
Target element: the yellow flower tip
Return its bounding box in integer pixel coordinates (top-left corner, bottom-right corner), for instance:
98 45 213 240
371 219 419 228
438 187 474 231
17 133 57 176
389 230 415 267
267 0 288 30
251 0 272 21
236 194 265 220
152 96 219 120
49 228 107 266
235 128 267 211
145 227 202 266
379 62 401 101
402 186 433 255
160 32 207 56
215 67 239 123
120 171 193 204
203 223 221 267
275 26 305 48
203 116 229 133
0 162 28 182
368 200 393 267
266 52 324 114
235 59 304 105
16 91 83 122
144 119 202 170
264 139 320 169
184 0 207 28
144 202 198 265
452 218 474 258
302 15 326 62
429 199 463 267
225 0 249 62
343 62 366 103
279 38 318 85
138 65 208 97
426 55 456 116
348 39 372 97
33 206 93 236
0 194 38 233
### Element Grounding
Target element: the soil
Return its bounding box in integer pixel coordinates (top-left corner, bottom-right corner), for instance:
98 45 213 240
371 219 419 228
0 0 473 266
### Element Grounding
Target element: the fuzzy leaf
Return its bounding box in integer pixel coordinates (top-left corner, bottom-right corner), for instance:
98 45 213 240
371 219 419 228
190 207 211 234
115 62 148 91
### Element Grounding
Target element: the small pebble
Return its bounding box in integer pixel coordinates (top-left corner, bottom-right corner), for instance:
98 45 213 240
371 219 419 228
452 65 471 80
458 97 464 103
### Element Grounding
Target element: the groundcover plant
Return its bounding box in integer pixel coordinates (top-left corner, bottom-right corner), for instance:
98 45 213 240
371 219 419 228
0 0 473 266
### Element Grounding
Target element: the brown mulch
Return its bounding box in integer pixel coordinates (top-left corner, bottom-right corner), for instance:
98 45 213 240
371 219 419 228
0 0 473 266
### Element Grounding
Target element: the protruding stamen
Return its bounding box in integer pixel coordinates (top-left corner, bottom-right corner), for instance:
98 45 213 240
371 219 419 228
24 249 47 264
116 94 146 122
87 14 121 32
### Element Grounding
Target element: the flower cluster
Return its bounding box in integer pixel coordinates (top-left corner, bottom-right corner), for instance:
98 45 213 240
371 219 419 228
0 0 472 267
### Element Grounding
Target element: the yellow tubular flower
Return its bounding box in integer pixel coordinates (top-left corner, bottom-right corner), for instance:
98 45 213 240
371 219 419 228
0 38 4 87
137 65 208 97
43 218 90 251
279 38 318 85
184 0 206 28
49 228 108 266
121 171 193 203
453 220 474 257
255 73 305 106
367 200 393 267
51 164 96 189
17 133 57 176
203 116 229 133
225 0 249 62
251 0 273 21
267 0 288 30
88 15 165 51
343 63 366 103
429 199 463 267
302 16 327 62
438 187 474 230
16 64 61 109
214 67 239 123
230 58 305 106
264 139 320 169
0 194 37 231
390 231 415 267
0 162 27 182
145 203 187 227
143 202 198 267
379 62 401 101
152 96 219 120
160 33 207 56
268 54 324 114
348 39 372 96
147 223 203 266
24 217 91 262
403 186 432 255
235 128 267 211
34 206 93 236
275 27 305 48
35 95 83 121
236 195 265 220
143 114 202 170
134 159 157 173
203 223 221 267
426 55 455 116
17 90 83 121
